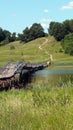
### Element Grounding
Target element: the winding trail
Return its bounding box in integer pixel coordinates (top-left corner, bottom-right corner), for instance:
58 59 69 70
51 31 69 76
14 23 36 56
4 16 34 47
39 38 48 51
38 38 53 61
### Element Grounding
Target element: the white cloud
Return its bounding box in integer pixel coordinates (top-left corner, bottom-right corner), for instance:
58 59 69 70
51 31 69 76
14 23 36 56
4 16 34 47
28 24 32 28
44 9 49 13
28 18 52 32
40 18 52 23
61 1 73 10
40 18 52 32
41 23 49 32
41 23 49 28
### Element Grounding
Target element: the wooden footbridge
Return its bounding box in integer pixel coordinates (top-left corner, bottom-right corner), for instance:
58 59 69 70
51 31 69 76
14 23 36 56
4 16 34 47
0 61 51 90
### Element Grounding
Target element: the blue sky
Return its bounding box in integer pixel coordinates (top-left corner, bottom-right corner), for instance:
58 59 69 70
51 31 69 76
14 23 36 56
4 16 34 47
0 0 73 34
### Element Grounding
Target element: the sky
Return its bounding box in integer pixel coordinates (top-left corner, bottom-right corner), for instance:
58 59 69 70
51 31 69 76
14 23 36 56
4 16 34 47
0 0 73 34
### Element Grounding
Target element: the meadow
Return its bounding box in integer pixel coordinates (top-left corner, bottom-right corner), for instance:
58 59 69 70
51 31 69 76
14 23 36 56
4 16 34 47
0 36 73 69
0 36 73 130
0 80 73 130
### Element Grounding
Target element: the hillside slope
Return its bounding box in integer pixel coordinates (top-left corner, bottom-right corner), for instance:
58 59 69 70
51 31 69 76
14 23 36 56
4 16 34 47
0 36 73 69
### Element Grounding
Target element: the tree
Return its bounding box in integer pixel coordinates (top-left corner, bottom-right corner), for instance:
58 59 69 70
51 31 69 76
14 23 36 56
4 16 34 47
11 32 16 41
0 28 17 45
18 27 30 43
0 28 5 42
3 30 11 37
49 22 65 41
3 30 11 44
61 33 73 55
69 19 73 33
18 23 45 43
48 19 73 41
63 20 70 35
8 32 17 42
23 27 31 42
2 30 16 44
48 21 55 35
30 23 45 40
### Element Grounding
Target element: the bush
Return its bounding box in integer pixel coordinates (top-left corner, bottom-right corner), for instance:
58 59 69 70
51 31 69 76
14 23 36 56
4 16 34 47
59 48 63 53
10 45 15 50
61 33 73 55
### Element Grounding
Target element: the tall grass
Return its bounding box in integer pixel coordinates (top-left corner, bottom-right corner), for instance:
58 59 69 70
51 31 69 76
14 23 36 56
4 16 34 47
0 80 73 130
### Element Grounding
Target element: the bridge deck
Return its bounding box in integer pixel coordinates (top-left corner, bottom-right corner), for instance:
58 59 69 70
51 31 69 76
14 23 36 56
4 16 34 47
0 61 51 80
0 63 17 79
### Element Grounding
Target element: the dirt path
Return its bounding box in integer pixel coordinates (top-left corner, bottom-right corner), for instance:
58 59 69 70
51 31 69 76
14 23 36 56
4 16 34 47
38 38 53 61
39 38 49 50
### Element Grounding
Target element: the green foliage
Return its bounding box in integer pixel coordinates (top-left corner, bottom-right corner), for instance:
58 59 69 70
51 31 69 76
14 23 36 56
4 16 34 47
18 23 45 43
10 45 15 50
1 37 10 45
0 28 17 45
30 23 45 40
48 21 55 35
59 48 63 53
49 19 73 41
0 28 5 42
62 33 73 55
49 22 65 41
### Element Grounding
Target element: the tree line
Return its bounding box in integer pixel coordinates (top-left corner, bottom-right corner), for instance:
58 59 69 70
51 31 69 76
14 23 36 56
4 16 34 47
49 19 73 55
18 23 46 43
0 19 73 55
0 23 46 45
49 19 73 41
0 28 17 45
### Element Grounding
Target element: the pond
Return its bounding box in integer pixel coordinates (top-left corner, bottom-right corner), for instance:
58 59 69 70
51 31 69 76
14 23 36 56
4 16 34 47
33 70 73 87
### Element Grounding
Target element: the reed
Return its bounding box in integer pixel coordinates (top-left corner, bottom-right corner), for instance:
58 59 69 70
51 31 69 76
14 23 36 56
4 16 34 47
0 80 73 130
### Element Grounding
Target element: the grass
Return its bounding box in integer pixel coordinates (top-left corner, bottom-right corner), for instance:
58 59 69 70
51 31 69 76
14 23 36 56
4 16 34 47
0 80 73 130
0 36 73 69
0 36 73 129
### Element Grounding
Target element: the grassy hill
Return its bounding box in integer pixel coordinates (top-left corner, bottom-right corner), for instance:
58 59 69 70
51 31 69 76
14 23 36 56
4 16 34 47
0 36 73 69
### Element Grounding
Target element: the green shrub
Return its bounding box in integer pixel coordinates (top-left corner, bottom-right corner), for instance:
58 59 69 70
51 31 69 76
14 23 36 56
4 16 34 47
59 48 63 53
10 45 15 50
62 33 73 55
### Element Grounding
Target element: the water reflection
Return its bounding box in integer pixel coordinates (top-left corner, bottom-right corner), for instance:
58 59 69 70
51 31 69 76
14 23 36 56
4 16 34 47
34 70 73 87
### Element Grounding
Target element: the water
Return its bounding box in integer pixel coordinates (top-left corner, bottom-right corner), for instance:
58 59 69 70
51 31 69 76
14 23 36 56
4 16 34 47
35 70 73 75
33 70 73 87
